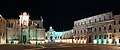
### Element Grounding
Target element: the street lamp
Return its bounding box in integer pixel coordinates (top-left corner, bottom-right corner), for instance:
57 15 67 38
36 28 38 47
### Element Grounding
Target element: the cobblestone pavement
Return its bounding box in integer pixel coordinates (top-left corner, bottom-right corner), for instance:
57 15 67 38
1 43 120 50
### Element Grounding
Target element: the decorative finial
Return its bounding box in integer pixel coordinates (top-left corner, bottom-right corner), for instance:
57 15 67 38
23 12 27 15
21 12 22 15
40 16 43 22
50 26 52 29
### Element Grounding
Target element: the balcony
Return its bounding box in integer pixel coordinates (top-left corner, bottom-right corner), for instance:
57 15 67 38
114 24 120 29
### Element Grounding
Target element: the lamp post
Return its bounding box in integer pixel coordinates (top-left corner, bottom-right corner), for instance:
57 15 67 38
72 34 73 43
36 28 37 47
20 15 23 44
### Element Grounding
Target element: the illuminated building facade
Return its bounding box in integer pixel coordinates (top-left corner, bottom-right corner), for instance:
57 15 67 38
73 12 116 44
6 12 45 44
0 15 7 44
45 26 64 43
113 15 120 45
62 29 73 43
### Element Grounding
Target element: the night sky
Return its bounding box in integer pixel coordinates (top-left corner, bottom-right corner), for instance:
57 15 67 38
0 0 120 31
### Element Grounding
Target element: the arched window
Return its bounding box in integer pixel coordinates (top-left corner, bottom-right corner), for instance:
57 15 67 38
104 26 106 30
109 25 112 30
74 30 76 35
99 27 101 31
46 36 48 39
94 28 96 32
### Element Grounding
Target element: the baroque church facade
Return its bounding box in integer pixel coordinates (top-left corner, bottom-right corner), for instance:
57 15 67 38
6 12 45 44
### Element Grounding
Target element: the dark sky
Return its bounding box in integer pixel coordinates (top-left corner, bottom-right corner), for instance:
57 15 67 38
0 0 120 31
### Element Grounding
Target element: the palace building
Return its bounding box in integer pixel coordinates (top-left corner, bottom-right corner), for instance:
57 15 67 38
73 12 120 44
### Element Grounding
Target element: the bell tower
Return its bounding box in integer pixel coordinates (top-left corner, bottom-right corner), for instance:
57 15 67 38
19 12 30 26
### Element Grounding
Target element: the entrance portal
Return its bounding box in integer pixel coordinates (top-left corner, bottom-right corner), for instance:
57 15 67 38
89 36 91 43
23 35 27 44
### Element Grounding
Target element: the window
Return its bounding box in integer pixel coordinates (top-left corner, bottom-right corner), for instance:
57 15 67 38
99 18 101 21
78 23 79 26
99 27 101 31
95 35 97 39
11 23 13 27
94 28 96 32
60 36 62 39
104 35 107 39
84 30 86 33
104 26 106 30
35 24 39 28
46 37 48 39
104 16 106 20
18 22 19 24
109 35 112 39
119 29 120 32
114 21 116 25
99 35 102 39
84 21 86 24
95 19 96 22
109 14 113 19
89 20 91 23
114 29 116 33
109 25 112 30
74 30 76 34
78 30 79 34
81 30 82 33
87 28 92 32
55 36 57 39
83 30 84 33
119 21 120 24
81 22 83 25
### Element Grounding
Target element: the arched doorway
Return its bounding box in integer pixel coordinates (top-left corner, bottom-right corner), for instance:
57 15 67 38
23 35 27 44
50 36 53 42
89 36 92 43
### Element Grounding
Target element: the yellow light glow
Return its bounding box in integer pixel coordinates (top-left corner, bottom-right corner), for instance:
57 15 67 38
93 39 97 44
14 41 19 44
108 39 112 44
73 39 77 43
83 39 87 44
45 40 48 43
